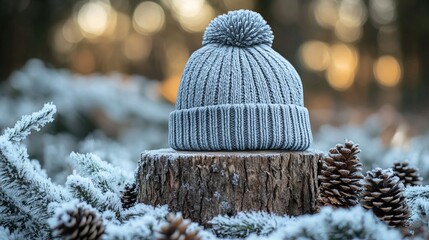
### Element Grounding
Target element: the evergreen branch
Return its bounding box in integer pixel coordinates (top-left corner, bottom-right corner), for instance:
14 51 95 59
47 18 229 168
66 174 121 217
0 226 25 240
0 189 47 236
103 215 158 240
0 137 71 236
257 207 402 240
209 211 292 238
405 186 429 202
2 103 56 143
70 152 132 193
121 204 168 222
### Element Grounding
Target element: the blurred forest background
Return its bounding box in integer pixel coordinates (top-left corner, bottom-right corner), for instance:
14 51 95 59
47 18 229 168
0 0 429 183
2 0 429 109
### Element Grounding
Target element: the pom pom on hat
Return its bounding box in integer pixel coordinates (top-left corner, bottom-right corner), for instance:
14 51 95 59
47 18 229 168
202 10 273 47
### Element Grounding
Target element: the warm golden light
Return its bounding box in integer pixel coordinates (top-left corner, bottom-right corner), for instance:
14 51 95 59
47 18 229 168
164 40 190 75
160 75 182 103
53 27 74 54
133 1 165 35
176 3 215 32
122 33 152 61
172 0 204 17
113 13 131 40
374 55 401 87
330 43 358 70
313 0 338 29
299 41 330 71
77 1 111 37
326 63 355 91
326 43 359 91
62 19 83 43
334 21 362 42
338 0 367 28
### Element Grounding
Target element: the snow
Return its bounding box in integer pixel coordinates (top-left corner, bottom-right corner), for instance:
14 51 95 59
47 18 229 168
262 207 402 240
103 215 158 240
144 148 324 160
210 211 292 238
2 103 56 144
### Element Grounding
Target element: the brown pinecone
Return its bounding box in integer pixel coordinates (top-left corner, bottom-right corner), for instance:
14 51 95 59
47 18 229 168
318 140 364 207
52 204 104 240
121 183 137 209
158 214 201 240
361 168 410 227
392 161 422 186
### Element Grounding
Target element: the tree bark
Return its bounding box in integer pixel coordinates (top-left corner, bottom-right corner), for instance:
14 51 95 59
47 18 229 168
137 149 322 225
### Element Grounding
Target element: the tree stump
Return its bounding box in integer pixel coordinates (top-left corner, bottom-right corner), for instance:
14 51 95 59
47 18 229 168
137 149 322 225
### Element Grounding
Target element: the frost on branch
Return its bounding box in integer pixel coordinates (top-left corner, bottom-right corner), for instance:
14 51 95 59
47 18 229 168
405 186 429 226
70 152 132 194
260 207 402 240
2 102 56 144
0 103 71 238
0 226 25 240
405 185 429 202
103 215 158 240
209 211 292 238
121 203 169 221
66 174 122 216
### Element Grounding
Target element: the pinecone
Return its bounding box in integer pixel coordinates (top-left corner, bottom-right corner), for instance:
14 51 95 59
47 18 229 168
318 140 364 207
361 168 410 227
121 183 137 209
158 214 201 240
52 204 104 240
392 161 422 186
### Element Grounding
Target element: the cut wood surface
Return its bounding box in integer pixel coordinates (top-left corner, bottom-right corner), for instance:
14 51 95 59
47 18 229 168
137 149 322 225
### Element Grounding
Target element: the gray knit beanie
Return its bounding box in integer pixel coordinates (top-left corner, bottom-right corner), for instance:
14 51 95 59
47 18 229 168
169 10 312 151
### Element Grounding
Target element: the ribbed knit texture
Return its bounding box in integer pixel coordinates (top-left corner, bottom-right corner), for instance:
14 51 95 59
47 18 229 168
169 10 312 151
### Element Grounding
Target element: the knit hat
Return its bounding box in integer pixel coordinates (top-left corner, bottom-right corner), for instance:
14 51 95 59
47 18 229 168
169 10 312 151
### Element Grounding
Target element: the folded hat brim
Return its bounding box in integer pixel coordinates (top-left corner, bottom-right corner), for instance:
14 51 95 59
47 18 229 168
169 103 312 151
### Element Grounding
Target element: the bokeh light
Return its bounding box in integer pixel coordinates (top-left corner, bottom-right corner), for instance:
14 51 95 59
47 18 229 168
334 21 362 43
53 27 74 54
172 0 204 17
77 1 113 38
62 19 83 44
369 0 397 26
122 33 152 61
338 0 367 28
160 75 182 103
133 1 165 35
176 3 215 32
326 43 359 91
113 13 131 40
374 55 401 87
313 0 338 29
299 41 330 71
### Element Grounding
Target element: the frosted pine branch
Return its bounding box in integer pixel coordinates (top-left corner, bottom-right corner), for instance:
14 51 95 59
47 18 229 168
121 204 168 221
209 211 292 238
0 138 71 238
103 215 158 240
2 103 56 143
405 186 429 201
66 174 121 217
0 226 25 240
0 189 47 237
70 152 132 193
257 207 402 240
